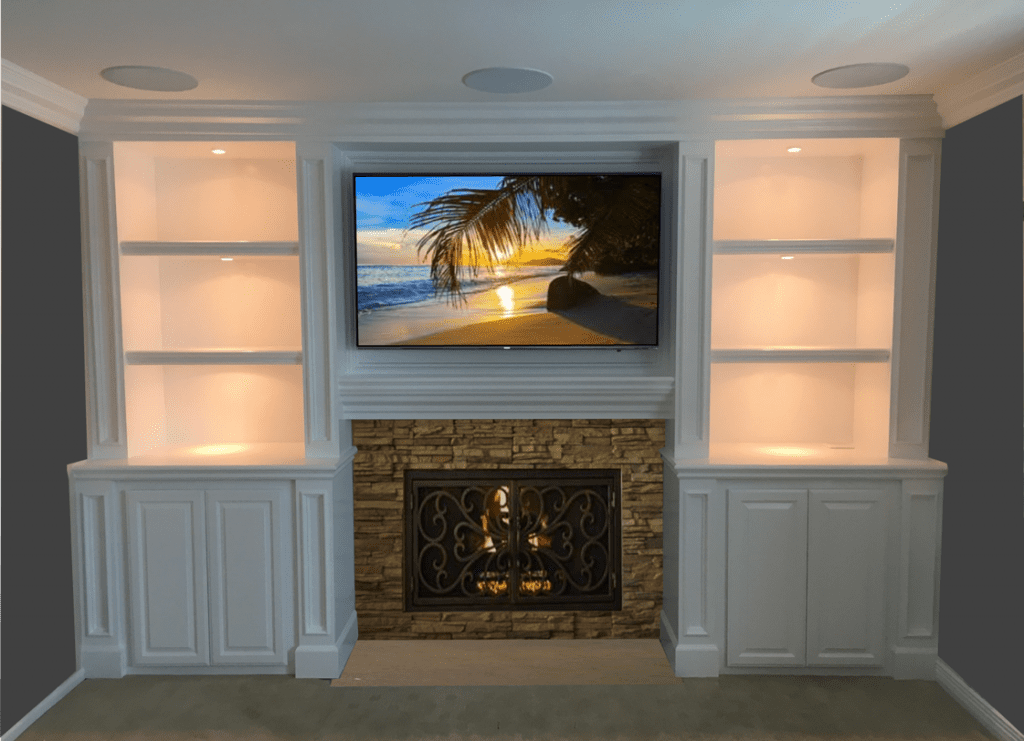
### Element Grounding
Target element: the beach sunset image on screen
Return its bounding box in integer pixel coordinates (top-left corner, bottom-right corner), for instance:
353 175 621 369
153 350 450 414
353 173 660 347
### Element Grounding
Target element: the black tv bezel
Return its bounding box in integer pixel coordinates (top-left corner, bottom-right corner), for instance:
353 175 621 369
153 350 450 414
350 170 663 350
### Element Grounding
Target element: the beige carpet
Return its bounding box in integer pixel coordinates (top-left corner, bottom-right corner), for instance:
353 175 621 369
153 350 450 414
17 673 998 741
331 639 684 686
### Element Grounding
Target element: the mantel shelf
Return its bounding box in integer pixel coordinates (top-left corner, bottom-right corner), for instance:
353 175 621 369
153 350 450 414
126 350 303 365
713 239 894 255
121 241 299 256
338 373 675 419
710 348 890 363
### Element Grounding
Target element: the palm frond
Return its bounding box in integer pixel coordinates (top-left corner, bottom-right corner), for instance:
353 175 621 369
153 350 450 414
563 178 660 274
407 174 660 302
409 177 550 303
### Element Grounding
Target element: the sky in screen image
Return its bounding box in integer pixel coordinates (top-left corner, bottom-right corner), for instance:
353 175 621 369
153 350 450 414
354 175 575 266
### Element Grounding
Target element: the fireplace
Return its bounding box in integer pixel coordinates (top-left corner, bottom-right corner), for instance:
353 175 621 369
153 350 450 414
353 419 664 639
405 469 621 611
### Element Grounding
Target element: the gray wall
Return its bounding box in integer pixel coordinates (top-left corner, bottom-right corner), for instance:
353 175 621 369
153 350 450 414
932 95 1024 730
1 105 85 735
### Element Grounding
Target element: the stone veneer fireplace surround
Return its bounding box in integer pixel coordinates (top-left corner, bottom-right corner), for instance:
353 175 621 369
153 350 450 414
352 419 665 640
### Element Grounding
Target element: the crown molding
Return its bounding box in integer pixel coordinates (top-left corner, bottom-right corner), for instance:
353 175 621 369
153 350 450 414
1 58 87 134
77 95 945 142
933 51 1024 129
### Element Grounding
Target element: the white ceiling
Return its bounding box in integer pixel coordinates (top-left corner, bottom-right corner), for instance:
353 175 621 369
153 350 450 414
3 0 1022 105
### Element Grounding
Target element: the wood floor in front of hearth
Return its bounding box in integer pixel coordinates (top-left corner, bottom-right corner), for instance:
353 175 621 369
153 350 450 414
331 639 682 686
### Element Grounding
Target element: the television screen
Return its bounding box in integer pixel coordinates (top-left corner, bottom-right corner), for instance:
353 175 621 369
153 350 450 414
353 173 660 348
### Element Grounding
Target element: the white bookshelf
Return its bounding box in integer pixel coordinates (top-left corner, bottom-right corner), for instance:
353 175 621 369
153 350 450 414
710 138 900 460
112 141 305 460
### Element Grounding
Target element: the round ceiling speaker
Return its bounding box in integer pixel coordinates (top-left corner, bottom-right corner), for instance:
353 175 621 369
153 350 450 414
462 67 553 94
811 63 910 89
101 65 199 92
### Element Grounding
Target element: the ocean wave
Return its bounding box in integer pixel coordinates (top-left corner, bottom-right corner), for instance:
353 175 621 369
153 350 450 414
356 265 561 313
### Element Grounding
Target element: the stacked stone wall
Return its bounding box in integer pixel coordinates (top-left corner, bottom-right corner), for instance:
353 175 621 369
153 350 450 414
353 419 665 639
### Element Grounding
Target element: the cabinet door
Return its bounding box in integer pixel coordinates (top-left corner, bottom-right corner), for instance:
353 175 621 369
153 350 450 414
206 487 288 664
727 489 808 666
125 489 209 666
807 488 887 666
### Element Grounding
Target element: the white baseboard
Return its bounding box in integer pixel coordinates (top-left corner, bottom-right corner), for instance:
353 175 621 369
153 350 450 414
294 609 358 679
81 643 128 678
891 645 938 680
1 669 85 741
660 609 721 677
936 658 1024 741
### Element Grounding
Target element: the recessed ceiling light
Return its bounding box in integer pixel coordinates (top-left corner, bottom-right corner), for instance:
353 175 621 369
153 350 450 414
100 65 198 92
462 67 553 94
811 63 909 89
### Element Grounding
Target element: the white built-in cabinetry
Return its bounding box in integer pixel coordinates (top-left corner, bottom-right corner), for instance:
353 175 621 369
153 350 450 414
124 484 290 667
661 133 944 680
69 98 946 683
71 139 355 679
726 485 889 668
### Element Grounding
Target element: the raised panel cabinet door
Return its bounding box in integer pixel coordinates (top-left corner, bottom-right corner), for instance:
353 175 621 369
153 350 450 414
726 489 808 666
125 489 209 665
806 488 887 666
206 487 288 664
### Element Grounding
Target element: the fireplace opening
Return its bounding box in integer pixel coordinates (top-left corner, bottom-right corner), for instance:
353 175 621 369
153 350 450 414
405 469 621 612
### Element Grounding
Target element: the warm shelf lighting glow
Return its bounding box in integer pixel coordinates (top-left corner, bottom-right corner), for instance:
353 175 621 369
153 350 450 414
190 444 247 456
760 446 816 457
212 149 226 154
220 257 234 261
781 255 795 260
787 147 802 153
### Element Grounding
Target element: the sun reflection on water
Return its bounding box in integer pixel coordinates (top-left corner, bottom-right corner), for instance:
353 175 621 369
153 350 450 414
496 285 515 316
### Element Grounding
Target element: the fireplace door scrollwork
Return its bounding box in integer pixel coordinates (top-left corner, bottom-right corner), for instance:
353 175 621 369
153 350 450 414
405 470 621 612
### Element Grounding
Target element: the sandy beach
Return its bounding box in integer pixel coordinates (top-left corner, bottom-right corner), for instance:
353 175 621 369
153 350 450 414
357 271 659 346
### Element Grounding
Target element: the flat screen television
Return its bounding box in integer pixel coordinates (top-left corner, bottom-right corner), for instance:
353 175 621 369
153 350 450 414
353 173 661 348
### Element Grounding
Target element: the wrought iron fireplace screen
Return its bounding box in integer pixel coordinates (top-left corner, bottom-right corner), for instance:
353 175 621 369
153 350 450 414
405 470 621 612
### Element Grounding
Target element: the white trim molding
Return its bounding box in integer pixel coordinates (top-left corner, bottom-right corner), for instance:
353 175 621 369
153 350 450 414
1 58 86 134
934 51 1024 129
338 375 674 419
78 141 128 460
936 659 1024 741
77 95 946 142
889 138 942 460
296 141 341 458
0 669 85 741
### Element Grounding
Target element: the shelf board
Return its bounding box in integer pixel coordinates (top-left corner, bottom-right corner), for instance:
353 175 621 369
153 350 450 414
710 348 890 363
126 350 303 365
706 442 900 467
121 241 299 257
713 239 894 255
92 442 314 468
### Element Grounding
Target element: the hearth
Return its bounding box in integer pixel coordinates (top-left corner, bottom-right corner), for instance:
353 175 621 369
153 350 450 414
405 469 621 612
